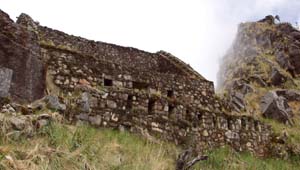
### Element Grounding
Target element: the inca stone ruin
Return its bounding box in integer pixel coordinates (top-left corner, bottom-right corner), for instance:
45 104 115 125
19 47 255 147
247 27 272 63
0 9 275 156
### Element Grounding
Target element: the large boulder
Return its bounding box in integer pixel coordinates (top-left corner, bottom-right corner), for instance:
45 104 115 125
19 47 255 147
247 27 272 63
270 67 287 86
0 10 46 103
275 89 300 101
260 91 294 125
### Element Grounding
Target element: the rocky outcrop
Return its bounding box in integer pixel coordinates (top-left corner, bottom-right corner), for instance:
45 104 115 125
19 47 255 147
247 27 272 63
258 15 276 25
270 67 287 86
0 10 46 103
226 80 254 112
275 89 300 101
260 89 300 125
218 16 300 90
218 15 300 117
218 15 300 157
260 91 294 125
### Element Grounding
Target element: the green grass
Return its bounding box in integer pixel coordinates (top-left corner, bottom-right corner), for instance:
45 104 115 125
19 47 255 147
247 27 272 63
0 123 299 170
195 146 300 170
0 123 177 170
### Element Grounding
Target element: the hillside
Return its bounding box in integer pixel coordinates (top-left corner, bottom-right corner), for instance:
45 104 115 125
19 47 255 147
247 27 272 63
1 8 300 170
0 119 298 170
218 15 300 157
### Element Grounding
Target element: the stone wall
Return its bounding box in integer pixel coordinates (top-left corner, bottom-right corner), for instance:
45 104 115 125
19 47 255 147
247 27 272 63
41 47 218 111
38 26 195 77
37 23 273 155
0 10 274 155
61 85 272 155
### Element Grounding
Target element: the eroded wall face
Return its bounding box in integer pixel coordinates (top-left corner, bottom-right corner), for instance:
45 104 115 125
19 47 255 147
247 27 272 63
0 10 45 102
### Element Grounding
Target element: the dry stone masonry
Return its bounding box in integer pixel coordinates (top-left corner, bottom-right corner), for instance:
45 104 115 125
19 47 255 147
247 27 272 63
0 9 275 155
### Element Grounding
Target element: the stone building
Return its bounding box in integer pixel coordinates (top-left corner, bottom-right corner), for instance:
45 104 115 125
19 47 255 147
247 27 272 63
0 10 274 155
38 25 217 116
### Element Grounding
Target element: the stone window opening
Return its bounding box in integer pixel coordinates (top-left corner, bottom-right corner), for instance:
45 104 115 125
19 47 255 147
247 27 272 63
185 109 190 116
186 109 192 120
104 78 113 86
241 118 246 129
126 95 133 110
167 90 174 98
213 117 217 127
254 121 260 131
227 119 232 130
148 98 156 113
168 104 175 114
197 112 202 120
132 81 149 90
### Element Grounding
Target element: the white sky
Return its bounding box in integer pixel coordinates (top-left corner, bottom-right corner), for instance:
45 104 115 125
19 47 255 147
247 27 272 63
1 0 300 85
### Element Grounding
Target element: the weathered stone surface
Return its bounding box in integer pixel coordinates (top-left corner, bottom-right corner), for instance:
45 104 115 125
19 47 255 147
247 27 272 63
107 100 117 109
0 9 46 103
275 89 300 101
260 91 294 125
10 117 26 130
16 13 39 32
0 67 13 97
230 92 246 112
0 106 62 137
44 95 66 111
270 67 287 86
76 113 89 121
225 130 240 140
258 15 275 25
275 51 295 76
225 80 254 113
78 92 91 113
1 104 15 113
249 75 267 87
175 149 208 170
89 115 102 126
218 16 300 90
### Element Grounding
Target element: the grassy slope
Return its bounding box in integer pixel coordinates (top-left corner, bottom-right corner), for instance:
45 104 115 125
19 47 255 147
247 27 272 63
0 123 299 170
0 123 177 170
